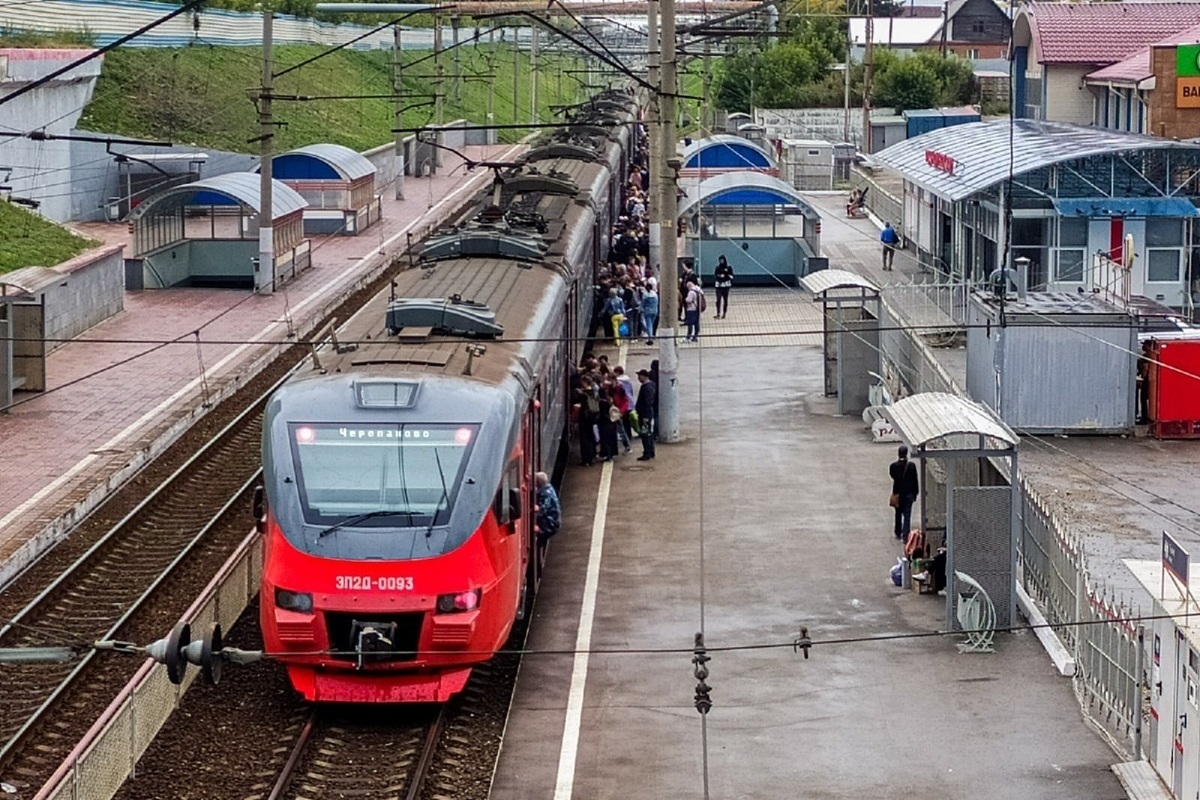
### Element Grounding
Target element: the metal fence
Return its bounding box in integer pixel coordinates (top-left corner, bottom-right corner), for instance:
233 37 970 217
879 297 1145 759
851 167 903 231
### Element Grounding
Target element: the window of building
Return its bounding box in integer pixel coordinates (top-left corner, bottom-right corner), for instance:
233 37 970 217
1147 219 1183 247
971 19 986 33
1055 249 1086 283
1058 218 1088 247
1147 249 1181 282
967 48 980 59
1025 75 1042 119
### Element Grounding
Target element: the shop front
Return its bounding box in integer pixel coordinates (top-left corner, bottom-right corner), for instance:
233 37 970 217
876 120 1200 316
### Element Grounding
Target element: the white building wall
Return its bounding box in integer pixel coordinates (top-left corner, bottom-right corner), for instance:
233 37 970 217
1043 65 1096 125
0 49 103 223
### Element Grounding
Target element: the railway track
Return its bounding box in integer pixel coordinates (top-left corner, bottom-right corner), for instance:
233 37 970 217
0 375 281 790
269 706 446 800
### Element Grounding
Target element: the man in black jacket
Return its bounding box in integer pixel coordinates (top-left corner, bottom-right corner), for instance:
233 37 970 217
889 445 919 540
635 369 657 461
713 255 733 319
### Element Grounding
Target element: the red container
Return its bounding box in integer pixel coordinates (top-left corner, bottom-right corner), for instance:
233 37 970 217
1148 338 1200 439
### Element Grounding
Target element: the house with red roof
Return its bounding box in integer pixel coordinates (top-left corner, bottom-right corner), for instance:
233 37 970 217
1084 23 1200 138
1012 2 1200 124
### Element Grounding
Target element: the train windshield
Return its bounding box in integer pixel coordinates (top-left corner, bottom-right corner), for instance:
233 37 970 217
288 423 479 527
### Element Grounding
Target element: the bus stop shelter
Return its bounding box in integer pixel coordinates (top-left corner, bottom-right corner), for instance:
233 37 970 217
0 268 58 410
127 172 310 291
800 268 881 415
883 392 1020 630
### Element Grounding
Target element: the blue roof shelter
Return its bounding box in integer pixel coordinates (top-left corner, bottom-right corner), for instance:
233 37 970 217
679 135 778 179
266 144 381 235
679 172 826 286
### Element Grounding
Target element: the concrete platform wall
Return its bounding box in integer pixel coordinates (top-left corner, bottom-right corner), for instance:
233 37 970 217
45 245 126 348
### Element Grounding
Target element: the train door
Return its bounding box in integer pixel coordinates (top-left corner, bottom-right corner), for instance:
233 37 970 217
517 388 544 619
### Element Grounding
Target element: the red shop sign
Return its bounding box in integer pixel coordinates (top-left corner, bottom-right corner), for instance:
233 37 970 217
925 150 956 174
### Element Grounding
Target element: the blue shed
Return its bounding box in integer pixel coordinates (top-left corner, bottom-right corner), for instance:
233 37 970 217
903 109 946 139
263 144 381 236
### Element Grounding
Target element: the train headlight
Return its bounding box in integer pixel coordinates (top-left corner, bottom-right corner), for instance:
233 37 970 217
436 589 481 614
275 588 314 614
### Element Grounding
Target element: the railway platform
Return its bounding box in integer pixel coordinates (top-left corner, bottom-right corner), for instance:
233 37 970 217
0 145 517 586
493 295 1127 796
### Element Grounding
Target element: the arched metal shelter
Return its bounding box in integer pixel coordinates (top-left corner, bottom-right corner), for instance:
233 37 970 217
128 172 310 290
883 392 1020 631
683 172 826 286
679 134 777 179
801 269 881 414
268 144 381 235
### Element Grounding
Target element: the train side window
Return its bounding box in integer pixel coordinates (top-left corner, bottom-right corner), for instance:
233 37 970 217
494 461 522 526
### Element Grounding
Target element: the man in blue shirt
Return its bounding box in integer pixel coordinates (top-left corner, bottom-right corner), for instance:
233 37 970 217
881 222 900 271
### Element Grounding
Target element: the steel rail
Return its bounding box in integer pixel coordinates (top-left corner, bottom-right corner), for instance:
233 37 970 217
0 369 292 773
406 705 449 800
266 711 318 800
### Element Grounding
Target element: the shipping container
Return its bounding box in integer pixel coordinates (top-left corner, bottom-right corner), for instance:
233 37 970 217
966 291 1137 434
1147 336 1200 438
903 108 945 139
938 105 982 129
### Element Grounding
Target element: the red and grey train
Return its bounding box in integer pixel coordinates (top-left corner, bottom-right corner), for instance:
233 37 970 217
259 90 641 703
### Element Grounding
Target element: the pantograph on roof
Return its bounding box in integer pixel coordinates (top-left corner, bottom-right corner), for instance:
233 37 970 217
874 120 1200 203
677 172 817 217
128 172 308 222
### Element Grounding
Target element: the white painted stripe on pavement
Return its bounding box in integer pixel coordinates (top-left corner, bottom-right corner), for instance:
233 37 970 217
553 341 625 798
0 150 520 535
553 458 612 799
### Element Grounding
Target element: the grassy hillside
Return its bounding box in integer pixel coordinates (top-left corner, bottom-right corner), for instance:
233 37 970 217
81 43 585 151
0 203 97 274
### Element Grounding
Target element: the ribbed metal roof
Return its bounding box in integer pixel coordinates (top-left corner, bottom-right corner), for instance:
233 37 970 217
680 134 774 170
874 120 1200 203
281 143 376 181
129 172 308 222
801 268 879 296
677 172 815 217
883 392 1018 449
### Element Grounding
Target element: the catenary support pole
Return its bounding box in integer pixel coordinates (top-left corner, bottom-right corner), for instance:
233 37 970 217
393 23 406 199
647 0 660 307
862 0 873 155
531 22 539 125
658 0 680 442
257 6 274 295
487 27 496 144
843 24 851 145
452 14 461 104
434 12 444 171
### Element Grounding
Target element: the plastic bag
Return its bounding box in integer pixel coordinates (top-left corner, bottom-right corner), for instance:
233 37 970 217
889 557 904 587
618 320 630 337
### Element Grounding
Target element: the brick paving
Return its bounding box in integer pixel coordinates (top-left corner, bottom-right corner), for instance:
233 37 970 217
0 145 517 582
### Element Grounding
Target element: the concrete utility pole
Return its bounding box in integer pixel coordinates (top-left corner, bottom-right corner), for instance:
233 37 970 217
257 6 274 295
434 12 444 171
843 25 851 144
487 27 496 144
647 0 660 295
701 36 712 134
862 0 874 154
452 14 461 104
530 23 539 125
658 0 680 442
393 23 405 200
512 32 520 127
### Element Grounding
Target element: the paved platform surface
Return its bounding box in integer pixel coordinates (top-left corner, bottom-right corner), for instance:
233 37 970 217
493 330 1126 798
0 146 515 584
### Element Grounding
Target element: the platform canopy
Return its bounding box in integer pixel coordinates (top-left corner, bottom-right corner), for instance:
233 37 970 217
678 172 816 217
874 120 1200 202
884 392 1018 453
801 268 879 297
128 172 308 223
681 134 774 171
270 143 376 182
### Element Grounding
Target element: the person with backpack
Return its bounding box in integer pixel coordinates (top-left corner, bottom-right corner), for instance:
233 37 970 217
684 280 704 343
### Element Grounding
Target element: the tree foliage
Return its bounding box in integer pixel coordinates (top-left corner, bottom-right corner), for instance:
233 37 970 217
871 50 977 111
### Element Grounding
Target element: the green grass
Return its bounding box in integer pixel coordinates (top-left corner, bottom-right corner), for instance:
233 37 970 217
0 203 97 274
0 28 95 47
81 43 586 152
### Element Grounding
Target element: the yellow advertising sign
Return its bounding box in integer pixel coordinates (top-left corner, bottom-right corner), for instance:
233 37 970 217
1178 76 1200 108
